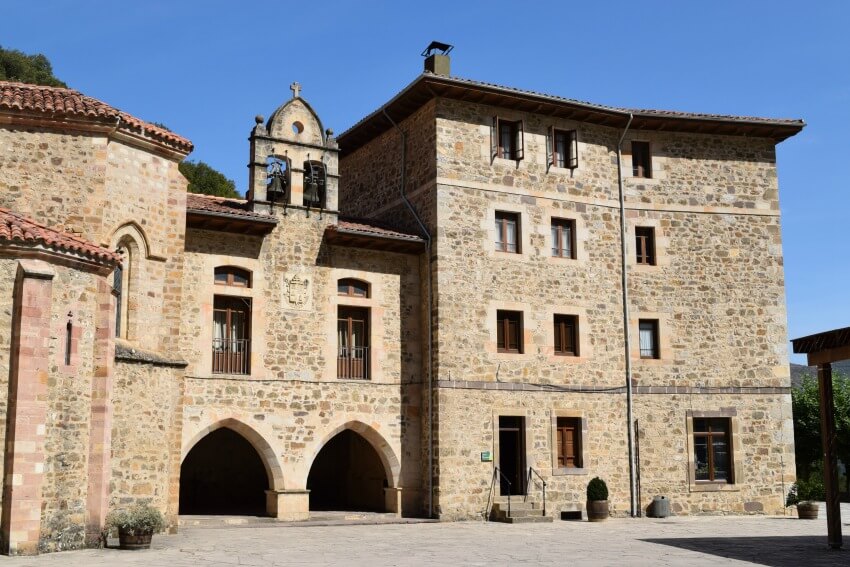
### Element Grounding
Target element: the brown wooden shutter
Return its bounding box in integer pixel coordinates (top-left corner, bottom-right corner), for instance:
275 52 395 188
568 130 578 169
547 125 555 170
556 427 565 467
491 116 499 160
515 120 525 161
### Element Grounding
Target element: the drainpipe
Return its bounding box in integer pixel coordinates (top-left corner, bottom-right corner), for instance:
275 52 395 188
616 113 638 518
382 108 435 518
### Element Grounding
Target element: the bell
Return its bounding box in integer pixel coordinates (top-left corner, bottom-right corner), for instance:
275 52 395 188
268 172 285 195
304 180 320 205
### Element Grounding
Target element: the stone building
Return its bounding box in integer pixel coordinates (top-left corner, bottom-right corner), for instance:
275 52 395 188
0 46 804 555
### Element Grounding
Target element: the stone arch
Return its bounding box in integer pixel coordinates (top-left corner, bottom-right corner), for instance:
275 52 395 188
182 418 284 491
267 97 326 145
305 420 400 488
108 221 154 259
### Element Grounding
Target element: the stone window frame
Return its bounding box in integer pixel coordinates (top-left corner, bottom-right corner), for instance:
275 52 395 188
492 407 533 497
195 256 265 379
623 135 665 184
627 216 668 272
630 311 671 364
685 409 743 493
543 304 591 363
325 270 387 383
486 300 534 360
482 202 532 262
542 208 589 266
550 409 589 476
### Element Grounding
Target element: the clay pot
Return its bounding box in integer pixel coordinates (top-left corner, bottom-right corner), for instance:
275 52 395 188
586 499 610 522
796 502 819 520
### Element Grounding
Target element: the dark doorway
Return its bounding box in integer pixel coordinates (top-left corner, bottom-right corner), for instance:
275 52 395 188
179 428 269 515
307 429 388 511
498 416 526 496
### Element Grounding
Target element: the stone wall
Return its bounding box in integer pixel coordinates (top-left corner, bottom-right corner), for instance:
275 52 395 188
109 361 184 530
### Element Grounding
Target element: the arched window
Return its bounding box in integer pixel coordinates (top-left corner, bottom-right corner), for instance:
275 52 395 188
266 156 291 204
113 242 134 339
215 266 252 288
337 278 369 298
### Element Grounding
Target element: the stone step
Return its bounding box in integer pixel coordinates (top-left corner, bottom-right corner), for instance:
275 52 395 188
492 501 540 511
500 515 554 524
492 508 546 519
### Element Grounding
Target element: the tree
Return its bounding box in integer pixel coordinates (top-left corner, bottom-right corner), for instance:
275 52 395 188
179 160 241 198
792 372 850 483
0 46 66 87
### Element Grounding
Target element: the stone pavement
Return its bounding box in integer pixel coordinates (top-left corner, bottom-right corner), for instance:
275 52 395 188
2 505 849 566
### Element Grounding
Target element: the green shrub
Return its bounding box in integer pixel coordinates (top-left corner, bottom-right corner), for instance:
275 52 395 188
587 477 608 501
786 473 827 506
106 502 165 535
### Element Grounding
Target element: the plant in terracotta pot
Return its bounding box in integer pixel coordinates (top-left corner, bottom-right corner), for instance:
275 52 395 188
106 502 165 550
786 474 826 520
586 477 610 522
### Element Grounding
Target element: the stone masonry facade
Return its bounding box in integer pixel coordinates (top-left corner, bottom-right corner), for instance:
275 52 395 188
0 56 803 554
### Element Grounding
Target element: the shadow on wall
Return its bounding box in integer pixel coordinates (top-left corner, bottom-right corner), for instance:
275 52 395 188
642 536 847 567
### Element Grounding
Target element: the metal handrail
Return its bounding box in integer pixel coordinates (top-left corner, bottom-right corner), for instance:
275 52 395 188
486 466 512 519
212 338 250 375
527 466 547 516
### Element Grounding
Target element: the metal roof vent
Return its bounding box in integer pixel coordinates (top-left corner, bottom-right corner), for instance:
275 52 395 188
422 41 453 76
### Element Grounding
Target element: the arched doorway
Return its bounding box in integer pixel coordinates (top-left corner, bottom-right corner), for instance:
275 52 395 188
179 428 269 515
307 429 389 511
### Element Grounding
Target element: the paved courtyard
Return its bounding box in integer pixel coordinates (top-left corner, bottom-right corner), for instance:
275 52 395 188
2 505 849 566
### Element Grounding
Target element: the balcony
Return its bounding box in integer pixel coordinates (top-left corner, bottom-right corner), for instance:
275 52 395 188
212 338 250 375
337 346 369 380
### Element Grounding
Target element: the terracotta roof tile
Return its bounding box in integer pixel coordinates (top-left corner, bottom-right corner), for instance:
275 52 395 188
0 80 193 153
336 217 423 241
185 193 275 222
0 207 120 265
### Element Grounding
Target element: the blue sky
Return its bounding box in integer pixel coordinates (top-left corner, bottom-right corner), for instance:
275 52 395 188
2 1 848 361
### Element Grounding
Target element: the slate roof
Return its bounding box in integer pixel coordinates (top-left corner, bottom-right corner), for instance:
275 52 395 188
0 81 193 153
339 73 805 154
0 207 120 265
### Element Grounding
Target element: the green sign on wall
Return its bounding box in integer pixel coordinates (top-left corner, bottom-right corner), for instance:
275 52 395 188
480 451 493 462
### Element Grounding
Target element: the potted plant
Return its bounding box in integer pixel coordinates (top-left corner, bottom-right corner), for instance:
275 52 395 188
786 474 826 519
106 502 165 550
586 477 610 522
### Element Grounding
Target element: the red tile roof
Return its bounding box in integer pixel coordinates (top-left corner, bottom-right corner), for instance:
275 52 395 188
0 207 120 265
0 81 193 153
185 193 276 222
336 217 424 241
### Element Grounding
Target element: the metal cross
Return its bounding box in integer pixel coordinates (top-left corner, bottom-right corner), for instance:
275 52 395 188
290 81 301 99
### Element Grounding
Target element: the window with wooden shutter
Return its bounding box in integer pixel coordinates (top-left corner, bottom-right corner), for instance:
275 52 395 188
554 314 578 356
635 227 656 265
631 141 652 178
493 118 524 161
497 310 523 353
552 129 578 169
556 417 582 468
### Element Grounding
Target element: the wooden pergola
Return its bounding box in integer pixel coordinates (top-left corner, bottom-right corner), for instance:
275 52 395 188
791 326 850 550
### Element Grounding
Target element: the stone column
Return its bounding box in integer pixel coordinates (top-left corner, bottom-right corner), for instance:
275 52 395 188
384 487 403 516
1 260 55 555
85 278 115 546
265 489 309 521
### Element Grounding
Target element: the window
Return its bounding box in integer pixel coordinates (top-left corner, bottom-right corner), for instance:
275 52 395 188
213 296 251 375
112 263 123 338
338 307 369 379
303 160 326 208
337 278 369 298
554 315 578 356
635 227 656 265
215 266 252 287
495 211 520 253
631 141 651 178
556 417 583 468
497 310 523 353
551 218 576 259
64 321 73 366
693 418 733 483
552 128 578 169
638 319 659 359
492 117 524 161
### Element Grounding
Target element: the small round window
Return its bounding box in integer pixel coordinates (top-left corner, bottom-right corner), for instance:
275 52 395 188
292 121 304 135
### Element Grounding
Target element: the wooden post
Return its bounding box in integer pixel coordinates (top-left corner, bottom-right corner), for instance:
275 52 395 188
818 362 842 549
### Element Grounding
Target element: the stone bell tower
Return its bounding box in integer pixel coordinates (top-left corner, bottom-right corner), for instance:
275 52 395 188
247 82 339 215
